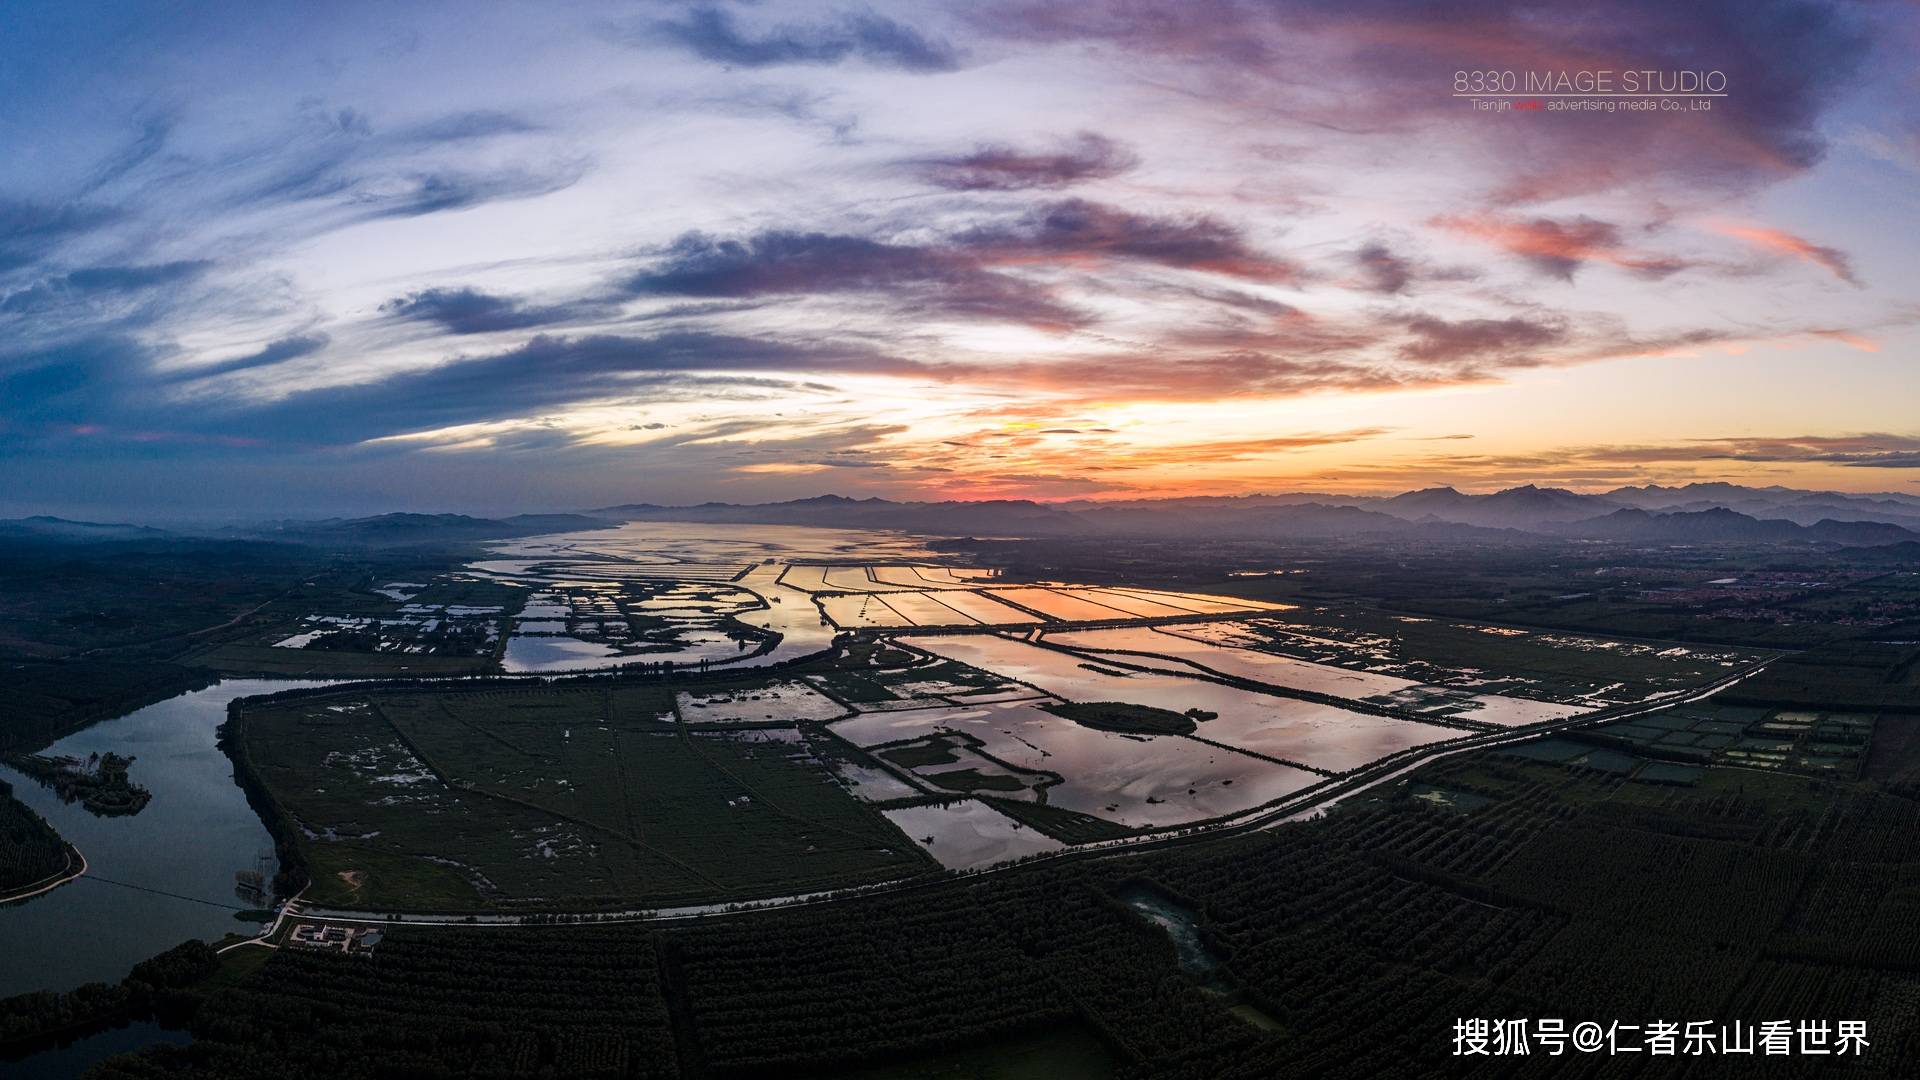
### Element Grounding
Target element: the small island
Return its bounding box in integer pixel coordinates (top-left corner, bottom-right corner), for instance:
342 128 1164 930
4 751 153 816
1042 700 1213 736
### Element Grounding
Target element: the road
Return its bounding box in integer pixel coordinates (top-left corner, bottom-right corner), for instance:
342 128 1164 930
0 844 89 906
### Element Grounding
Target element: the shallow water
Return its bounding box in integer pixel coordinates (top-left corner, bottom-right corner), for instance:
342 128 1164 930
881 800 1065 870
834 699 1323 829
902 635 1462 775
676 681 847 723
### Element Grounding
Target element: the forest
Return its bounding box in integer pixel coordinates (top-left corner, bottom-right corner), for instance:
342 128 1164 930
0 777 68 893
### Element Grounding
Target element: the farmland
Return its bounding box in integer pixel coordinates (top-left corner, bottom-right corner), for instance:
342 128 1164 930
227 589 1765 908
193 522 1796 916
60 739 1920 1080
230 682 935 911
11 521 1920 1080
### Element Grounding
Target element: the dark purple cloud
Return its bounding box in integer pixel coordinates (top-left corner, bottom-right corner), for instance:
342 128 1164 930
977 0 1872 200
1398 314 1568 366
624 231 1087 330
653 6 960 72
381 287 615 335
1355 242 1412 294
960 199 1300 282
908 132 1138 190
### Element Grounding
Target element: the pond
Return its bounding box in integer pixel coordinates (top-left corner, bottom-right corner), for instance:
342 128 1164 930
0 680 323 998
1117 882 1227 988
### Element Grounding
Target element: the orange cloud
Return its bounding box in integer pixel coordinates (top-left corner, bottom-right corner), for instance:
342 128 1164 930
1709 222 1861 286
1433 213 1686 280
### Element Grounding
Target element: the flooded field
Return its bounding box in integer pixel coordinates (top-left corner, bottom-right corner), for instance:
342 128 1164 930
899 636 1464 776
1169 613 1756 706
478 523 949 670
881 800 1065 870
793 578 1285 631
0 514 1772 1053
677 681 847 723
1046 626 1585 728
833 698 1326 828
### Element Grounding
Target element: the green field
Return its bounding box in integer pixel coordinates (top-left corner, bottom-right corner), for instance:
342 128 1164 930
233 682 938 911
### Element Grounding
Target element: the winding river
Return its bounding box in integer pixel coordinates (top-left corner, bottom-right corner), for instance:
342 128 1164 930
0 680 322 998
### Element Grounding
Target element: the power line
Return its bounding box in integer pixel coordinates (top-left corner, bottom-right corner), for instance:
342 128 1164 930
78 873 254 912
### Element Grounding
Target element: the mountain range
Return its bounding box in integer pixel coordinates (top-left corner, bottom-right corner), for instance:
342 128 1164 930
594 483 1920 547
10 482 1920 549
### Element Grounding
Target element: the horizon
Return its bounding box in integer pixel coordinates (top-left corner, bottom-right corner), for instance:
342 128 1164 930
17 476 1920 532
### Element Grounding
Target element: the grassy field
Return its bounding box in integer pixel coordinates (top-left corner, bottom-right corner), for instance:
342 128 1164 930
234 682 938 911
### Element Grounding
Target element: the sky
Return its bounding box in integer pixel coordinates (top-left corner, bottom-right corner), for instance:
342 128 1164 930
2 0 1917 519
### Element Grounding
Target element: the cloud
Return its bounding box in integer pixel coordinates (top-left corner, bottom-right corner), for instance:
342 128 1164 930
906 132 1137 190
1354 242 1413 294
961 198 1300 282
625 230 1087 330
1 261 213 314
0 200 121 273
343 164 588 220
381 287 615 335
82 114 174 194
1430 433 1920 473
620 200 1301 332
652 6 960 72
1434 213 1686 281
1397 314 1568 366
976 0 1872 200
1709 222 1861 286
195 333 924 445
165 334 332 383
394 110 543 144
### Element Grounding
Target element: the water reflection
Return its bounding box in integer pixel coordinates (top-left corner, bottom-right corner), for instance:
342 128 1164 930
0 680 325 997
881 800 1064 870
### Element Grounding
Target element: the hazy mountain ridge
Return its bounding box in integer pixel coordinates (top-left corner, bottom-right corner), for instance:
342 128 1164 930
595 483 1920 547
223 512 618 545
0 516 172 542
15 481 1920 550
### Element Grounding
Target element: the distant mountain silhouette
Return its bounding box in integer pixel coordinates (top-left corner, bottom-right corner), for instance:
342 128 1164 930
1377 484 1619 528
591 486 1919 547
0 516 171 541
1544 507 1914 546
16 480 1920 552
233 512 616 545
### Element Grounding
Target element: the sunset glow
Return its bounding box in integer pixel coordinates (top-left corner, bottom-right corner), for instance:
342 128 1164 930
3 1 1916 517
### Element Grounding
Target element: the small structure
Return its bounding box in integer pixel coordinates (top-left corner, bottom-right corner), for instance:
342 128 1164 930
287 922 385 954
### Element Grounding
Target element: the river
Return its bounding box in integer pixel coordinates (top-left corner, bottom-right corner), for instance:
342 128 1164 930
0 680 322 998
